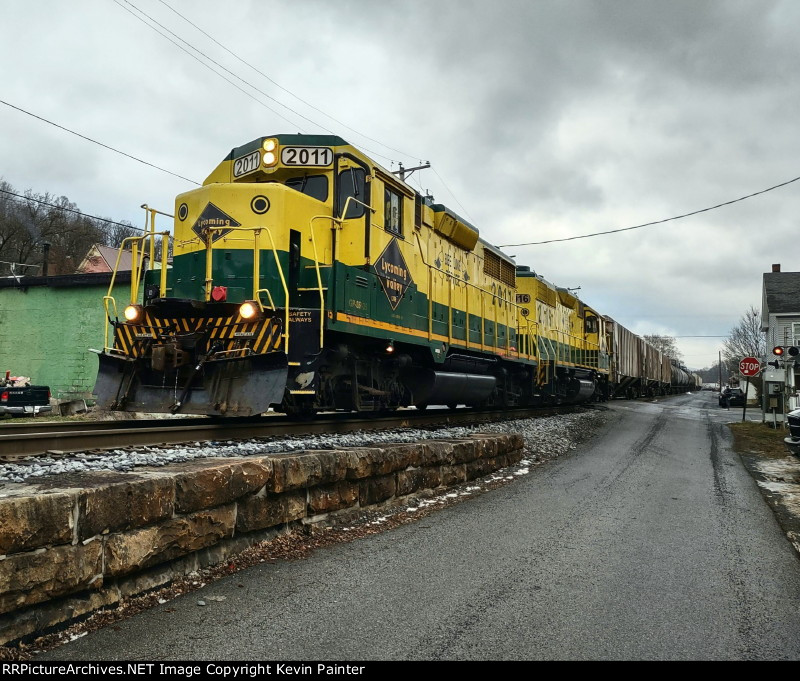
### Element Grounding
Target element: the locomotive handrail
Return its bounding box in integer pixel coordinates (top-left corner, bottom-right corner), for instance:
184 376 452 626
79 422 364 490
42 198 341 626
256 287 276 310
102 296 118 351
208 348 254 359
410 231 602 370
309 215 336 351
106 235 147 303
309 198 376 351
103 234 148 354
261 227 290 355
140 205 173 298
413 231 539 361
200 225 290 354
337 196 374 223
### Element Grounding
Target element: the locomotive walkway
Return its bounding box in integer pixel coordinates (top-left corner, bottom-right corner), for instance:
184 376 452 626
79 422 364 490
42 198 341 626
41 392 800 660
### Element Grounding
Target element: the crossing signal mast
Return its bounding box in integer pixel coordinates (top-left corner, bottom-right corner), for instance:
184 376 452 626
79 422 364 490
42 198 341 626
769 345 799 368
765 346 800 426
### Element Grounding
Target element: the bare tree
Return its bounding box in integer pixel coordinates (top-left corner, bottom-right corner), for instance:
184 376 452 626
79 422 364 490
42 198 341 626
643 334 683 361
722 305 767 395
0 180 140 275
104 219 139 248
722 306 766 364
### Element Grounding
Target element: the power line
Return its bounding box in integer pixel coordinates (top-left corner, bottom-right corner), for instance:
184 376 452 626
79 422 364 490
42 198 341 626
118 0 399 165
156 0 421 162
0 187 149 233
126 0 475 216
0 99 200 186
432 167 474 223
499 174 800 247
116 0 308 133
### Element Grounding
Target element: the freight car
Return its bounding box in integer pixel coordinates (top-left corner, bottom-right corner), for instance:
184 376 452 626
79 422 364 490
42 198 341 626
93 134 692 416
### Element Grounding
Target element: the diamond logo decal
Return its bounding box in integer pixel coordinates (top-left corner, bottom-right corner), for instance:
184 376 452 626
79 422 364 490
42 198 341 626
374 238 413 311
191 203 241 242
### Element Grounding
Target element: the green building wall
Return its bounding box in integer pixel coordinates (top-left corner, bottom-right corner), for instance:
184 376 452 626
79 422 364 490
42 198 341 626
0 272 131 400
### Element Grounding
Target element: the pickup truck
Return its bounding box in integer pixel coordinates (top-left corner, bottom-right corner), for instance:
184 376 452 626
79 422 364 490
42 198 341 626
0 372 52 417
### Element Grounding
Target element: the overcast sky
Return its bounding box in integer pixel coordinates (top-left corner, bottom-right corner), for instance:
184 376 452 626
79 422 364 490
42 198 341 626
3 0 799 369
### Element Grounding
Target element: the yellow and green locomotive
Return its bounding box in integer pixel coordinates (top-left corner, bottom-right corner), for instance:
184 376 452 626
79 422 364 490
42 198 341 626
94 134 609 416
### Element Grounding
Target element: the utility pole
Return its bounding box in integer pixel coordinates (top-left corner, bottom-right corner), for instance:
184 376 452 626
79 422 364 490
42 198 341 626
394 162 431 182
718 350 722 390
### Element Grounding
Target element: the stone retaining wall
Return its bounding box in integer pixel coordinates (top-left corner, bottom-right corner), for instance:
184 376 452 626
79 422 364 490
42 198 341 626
0 433 524 645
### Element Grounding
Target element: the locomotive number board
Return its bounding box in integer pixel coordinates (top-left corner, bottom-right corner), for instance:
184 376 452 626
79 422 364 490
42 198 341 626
233 151 261 178
281 146 333 167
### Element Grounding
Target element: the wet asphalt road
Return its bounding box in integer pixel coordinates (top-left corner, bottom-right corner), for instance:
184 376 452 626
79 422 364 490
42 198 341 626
43 392 800 660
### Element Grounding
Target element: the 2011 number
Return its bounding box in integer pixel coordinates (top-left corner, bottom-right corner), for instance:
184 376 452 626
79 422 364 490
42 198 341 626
281 147 333 166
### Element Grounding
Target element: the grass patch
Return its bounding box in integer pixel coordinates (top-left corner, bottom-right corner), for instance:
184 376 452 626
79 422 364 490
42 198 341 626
728 421 788 459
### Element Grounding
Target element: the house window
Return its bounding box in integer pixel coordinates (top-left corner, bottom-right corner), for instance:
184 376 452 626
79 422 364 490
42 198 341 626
384 186 402 235
792 322 800 345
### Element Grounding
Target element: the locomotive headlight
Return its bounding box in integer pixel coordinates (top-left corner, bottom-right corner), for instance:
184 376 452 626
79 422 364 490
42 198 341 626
123 304 144 323
239 300 262 320
262 151 277 167
262 138 277 152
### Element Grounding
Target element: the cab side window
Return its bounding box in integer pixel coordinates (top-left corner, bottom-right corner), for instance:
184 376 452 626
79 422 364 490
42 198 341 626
384 186 403 236
337 168 366 219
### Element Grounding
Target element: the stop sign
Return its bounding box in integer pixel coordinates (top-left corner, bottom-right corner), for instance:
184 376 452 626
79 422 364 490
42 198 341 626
739 357 762 377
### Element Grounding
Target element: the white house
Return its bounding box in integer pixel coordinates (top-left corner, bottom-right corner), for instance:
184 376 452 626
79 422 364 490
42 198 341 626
761 263 800 414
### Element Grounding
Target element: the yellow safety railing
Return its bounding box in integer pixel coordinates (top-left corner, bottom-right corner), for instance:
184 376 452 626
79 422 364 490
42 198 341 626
308 216 334 351
306 196 376 352
202 225 290 355
102 205 173 351
414 231 532 358
410 231 609 373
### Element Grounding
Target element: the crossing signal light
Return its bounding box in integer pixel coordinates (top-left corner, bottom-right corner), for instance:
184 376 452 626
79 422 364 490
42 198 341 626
772 346 800 357
790 347 800 356
774 346 785 356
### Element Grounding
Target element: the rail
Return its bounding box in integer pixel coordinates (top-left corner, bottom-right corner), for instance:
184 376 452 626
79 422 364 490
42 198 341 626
0 404 578 459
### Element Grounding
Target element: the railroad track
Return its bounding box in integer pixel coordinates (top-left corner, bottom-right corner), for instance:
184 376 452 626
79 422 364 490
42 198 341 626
0 406 579 460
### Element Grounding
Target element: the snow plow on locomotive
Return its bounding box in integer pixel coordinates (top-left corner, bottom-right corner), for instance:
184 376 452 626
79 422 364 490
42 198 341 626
93 134 693 416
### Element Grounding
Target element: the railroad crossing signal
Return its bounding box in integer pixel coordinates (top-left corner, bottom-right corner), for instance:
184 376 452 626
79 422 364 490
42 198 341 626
739 357 762 377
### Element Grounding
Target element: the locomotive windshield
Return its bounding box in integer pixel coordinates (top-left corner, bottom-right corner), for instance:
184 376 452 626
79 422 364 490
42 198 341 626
285 174 329 203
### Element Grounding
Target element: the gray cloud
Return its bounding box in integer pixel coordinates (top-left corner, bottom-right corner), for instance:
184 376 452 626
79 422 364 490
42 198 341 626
2 0 799 368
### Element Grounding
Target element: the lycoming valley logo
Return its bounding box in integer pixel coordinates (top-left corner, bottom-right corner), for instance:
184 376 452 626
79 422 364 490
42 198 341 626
374 238 413 311
191 203 241 242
